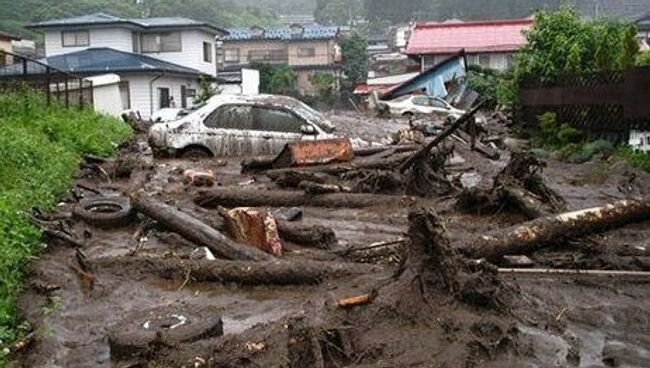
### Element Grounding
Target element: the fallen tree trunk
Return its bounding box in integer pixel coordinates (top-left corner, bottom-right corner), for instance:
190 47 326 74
195 188 410 209
130 192 272 261
466 198 650 261
266 152 413 177
277 221 338 249
98 256 382 285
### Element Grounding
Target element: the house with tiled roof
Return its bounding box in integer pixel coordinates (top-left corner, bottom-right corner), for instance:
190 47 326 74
221 24 341 95
406 18 533 72
0 30 20 64
24 13 228 117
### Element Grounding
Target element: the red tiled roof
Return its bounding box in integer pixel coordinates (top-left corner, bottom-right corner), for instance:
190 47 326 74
406 18 533 55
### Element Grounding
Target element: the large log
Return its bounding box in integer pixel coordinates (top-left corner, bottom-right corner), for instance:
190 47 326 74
466 198 650 261
266 151 413 177
130 192 272 261
277 221 338 249
97 256 382 285
195 188 411 209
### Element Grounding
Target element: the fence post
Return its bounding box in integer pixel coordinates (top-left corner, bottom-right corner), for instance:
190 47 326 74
64 75 69 108
45 66 51 106
78 78 83 110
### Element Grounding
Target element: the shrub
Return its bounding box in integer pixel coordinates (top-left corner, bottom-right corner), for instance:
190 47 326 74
636 51 650 66
0 91 131 357
533 112 581 149
617 146 650 172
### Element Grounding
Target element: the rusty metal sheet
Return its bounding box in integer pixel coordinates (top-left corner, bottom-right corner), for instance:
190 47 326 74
272 138 354 168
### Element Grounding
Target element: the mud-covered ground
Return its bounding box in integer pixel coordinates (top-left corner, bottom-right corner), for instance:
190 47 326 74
14 111 650 368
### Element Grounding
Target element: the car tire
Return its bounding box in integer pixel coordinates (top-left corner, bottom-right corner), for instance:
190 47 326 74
180 146 212 159
73 196 134 229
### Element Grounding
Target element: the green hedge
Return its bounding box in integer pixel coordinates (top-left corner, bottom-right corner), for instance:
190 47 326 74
0 91 131 355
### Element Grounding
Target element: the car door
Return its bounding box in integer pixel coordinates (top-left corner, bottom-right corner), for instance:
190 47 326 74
411 96 436 115
201 104 255 156
428 97 453 120
251 106 311 155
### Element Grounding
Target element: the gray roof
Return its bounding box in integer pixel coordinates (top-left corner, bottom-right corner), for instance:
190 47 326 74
638 11 650 30
0 30 20 40
0 47 206 77
224 25 338 42
27 12 227 36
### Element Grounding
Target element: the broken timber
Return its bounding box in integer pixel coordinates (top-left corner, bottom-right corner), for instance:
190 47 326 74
130 191 272 261
195 188 411 209
466 197 650 261
399 101 486 173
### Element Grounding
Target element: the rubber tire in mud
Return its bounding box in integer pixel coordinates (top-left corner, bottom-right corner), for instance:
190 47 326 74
108 305 223 361
73 197 134 229
180 147 212 159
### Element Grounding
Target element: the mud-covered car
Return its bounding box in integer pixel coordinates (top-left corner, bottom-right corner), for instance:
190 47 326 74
148 94 336 157
376 95 466 119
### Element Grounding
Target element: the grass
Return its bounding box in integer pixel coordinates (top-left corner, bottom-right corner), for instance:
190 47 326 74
0 91 131 361
616 146 650 172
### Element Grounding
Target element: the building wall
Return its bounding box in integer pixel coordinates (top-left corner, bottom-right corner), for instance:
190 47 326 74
44 28 216 76
121 73 199 119
44 28 132 56
0 38 12 53
142 30 216 76
223 39 336 67
422 52 515 71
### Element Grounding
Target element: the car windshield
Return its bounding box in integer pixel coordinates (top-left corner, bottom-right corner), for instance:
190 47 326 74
281 98 334 133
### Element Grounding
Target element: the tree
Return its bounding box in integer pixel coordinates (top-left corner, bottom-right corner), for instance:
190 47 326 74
339 32 368 88
315 0 363 26
251 62 298 95
194 75 219 104
515 8 639 84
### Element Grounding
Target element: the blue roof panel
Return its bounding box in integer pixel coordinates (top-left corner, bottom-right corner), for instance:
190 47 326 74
224 25 338 41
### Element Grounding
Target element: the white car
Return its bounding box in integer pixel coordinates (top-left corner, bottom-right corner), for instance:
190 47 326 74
148 94 336 157
151 108 188 123
377 95 466 120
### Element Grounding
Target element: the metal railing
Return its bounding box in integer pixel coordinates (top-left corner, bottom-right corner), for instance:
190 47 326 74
0 50 93 109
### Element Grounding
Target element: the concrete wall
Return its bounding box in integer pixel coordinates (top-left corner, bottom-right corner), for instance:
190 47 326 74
86 74 123 117
44 28 132 56
120 74 199 119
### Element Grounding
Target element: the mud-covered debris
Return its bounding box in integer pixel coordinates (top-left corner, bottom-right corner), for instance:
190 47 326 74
223 207 283 256
183 169 215 187
108 305 223 362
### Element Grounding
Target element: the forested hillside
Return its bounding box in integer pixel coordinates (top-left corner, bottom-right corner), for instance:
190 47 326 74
0 0 278 39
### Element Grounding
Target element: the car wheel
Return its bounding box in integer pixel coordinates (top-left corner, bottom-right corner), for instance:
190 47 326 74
180 146 212 159
73 196 134 229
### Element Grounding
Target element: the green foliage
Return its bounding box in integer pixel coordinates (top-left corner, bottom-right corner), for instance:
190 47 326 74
616 146 650 172
310 72 338 106
251 62 298 95
467 66 503 106
532 112 581 149
636 51 650 66
194 75 218 104
0 91 131 357
340 32 368 88
515 8 639 84
314 0 363 25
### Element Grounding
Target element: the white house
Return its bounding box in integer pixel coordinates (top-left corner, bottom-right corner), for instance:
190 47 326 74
26 13 228 118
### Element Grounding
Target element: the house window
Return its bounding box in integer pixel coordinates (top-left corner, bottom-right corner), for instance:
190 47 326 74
203 42 213 63
158 87 171 109
224 49 240 63
132 32 140 53
478 54 490 68
119 81 130 110
141 32 182 53
62 30 89 47
248 49 287 63
506 54 515 69
181 86 197 108
297 47 315 57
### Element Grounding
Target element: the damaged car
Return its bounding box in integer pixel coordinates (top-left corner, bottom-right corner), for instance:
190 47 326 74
148 94 336 157
376 94 466 119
